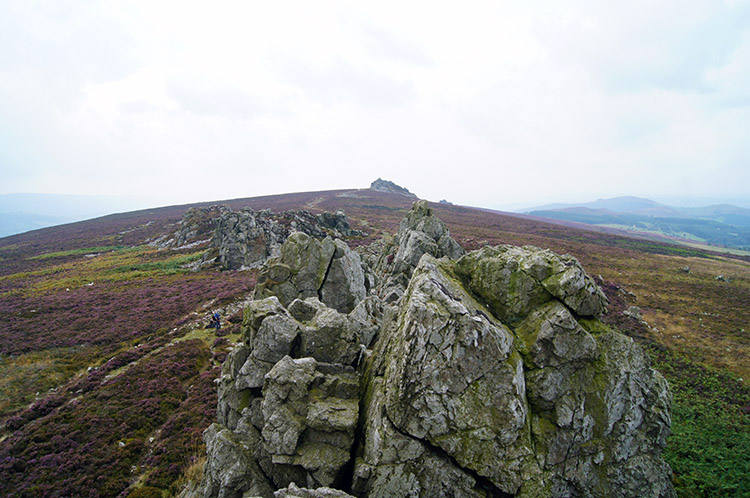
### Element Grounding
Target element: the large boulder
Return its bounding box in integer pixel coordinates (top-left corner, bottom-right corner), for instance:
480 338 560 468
254 233 366 314
260 356 359 489
209 209 287 270
273 483 357 498
455 244 608 323
198 423 274 498
361 255 540 495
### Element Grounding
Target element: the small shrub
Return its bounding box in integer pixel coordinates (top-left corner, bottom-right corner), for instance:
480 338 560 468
126 486 163 498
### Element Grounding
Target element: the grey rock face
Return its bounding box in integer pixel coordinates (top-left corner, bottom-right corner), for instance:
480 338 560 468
210 209 288 270
455 244 608 323
273 483 356 498
255 233 366 314
199 207 674 498
375 200 465 303
198 423 274 498
260 356 359 488
317 211 355 237
171 206 227 248
177 207 362 270
366 255 539 495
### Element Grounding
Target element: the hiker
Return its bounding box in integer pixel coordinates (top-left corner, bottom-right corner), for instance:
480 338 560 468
205 312 221 330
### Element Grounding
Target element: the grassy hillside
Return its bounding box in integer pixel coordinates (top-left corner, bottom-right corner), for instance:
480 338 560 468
1 188 748 497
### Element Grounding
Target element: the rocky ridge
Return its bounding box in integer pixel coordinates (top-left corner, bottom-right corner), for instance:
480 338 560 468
196 201 675 498
156 206 361 271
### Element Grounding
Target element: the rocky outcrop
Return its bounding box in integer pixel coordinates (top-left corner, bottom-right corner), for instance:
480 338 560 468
374 200 465 303
171 206 227 248
369 179 417 198
198 208 361 271
202 292 379 497
254 233 367 314
455 245 608 323
198 201 675 498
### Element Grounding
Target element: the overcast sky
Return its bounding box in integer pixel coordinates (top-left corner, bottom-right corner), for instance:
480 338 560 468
1 1 749 211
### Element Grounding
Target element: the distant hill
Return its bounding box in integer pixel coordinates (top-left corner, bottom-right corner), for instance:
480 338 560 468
0 193 154 237
522 196 750 250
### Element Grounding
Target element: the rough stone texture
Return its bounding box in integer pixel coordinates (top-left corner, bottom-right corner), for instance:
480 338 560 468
255 233 366 314
210 209 289 270
455 244 608 323
352 376 485 498
375 200 465 304
260 356 359 489
372 255 540 495
171 207 362 270
170 205 227 248
200 207 674 498
320 240 367 314
317 211 355 237
273 483 356 498
198 423 275 498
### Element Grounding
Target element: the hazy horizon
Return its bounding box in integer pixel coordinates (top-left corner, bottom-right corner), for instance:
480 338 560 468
1 2 749 211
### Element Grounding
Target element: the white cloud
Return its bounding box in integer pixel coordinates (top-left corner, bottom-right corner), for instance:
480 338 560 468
0 0 748 209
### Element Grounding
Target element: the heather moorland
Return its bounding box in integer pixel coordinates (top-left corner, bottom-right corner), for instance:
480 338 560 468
1 188 748 498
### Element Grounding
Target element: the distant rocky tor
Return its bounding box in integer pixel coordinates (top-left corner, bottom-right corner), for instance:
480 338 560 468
193 200 676 498
369 178 418 198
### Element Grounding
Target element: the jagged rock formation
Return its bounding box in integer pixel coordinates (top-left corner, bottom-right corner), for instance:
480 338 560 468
253 233 367 314
369 178 417 198
172 206 227 248
160 206 361 270
373 199 465 303
197 201 675 498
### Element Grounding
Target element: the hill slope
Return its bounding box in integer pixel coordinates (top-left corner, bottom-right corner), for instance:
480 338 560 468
1 187 748 498
523 196 750 251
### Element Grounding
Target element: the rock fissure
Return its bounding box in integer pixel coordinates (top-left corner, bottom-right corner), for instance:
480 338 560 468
197 200 676 498
318 250 337 302
383 408 513 498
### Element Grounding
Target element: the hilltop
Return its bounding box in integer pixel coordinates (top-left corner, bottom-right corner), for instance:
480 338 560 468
0 186 748 497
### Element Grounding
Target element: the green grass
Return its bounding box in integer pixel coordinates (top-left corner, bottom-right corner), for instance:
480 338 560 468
645 344 750 498
107 252 204 276
28 245 129 260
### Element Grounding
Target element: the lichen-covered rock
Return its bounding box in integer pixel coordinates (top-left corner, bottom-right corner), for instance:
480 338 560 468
255 233 366 313
198 423 274 498
455 244 608 323
375 200 465 303
170 205 227 248
353 377 486 498
375 255 539 495
188 207 361 270
201 206 674 498
316 211 355 237
210 209 289 270
259 356 359 489
319 240 366 314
